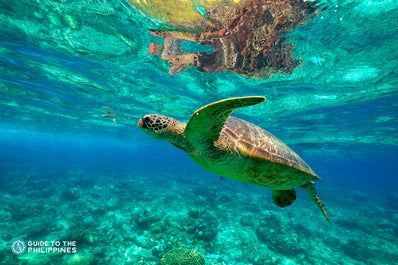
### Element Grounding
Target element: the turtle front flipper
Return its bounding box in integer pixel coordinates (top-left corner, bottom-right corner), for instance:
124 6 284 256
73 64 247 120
272 189 297 207
301 182 331 224
185 96 265 152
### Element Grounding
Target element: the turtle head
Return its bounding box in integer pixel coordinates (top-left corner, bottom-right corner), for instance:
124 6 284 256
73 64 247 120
138 114 190 150
138 114 172 138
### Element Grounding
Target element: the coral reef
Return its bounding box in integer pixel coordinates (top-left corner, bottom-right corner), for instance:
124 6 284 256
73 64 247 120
161 247 205 265
1 166 398 265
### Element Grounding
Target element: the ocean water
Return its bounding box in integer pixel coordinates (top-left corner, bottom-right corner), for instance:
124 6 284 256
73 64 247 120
0 0 397 264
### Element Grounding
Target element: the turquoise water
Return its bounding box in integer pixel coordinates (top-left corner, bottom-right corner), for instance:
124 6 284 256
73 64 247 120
1 0 398 264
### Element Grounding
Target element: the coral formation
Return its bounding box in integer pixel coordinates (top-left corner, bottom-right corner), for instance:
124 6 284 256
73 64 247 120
186 210 218 242
135 209 161 230
60 188 79 201
255 216 304 256
64 252 95 265
161 247 205 265
142 0 319 77
68 228 95 245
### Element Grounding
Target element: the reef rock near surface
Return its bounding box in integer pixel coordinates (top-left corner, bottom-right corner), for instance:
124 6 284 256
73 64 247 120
131 0 319 78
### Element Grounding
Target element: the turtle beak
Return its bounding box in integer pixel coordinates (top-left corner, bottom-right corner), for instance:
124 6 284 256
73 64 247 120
138 116 150 129
137 118 143 128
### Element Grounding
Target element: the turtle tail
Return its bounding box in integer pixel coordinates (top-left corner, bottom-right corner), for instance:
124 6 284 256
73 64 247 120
302 182 331 224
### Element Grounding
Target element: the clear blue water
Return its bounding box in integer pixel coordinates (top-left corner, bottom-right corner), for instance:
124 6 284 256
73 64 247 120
1 0 398 264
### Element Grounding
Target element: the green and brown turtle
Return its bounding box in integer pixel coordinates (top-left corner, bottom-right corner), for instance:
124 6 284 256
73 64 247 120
137 96 330 223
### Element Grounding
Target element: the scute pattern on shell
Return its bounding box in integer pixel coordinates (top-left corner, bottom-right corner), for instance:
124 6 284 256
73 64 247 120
220 117 316 177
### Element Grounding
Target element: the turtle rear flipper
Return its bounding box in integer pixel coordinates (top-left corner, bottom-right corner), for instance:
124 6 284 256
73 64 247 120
302 182 331 224
272 189 297 207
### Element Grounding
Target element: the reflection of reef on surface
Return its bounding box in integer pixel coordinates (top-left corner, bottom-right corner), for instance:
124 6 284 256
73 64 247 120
143 0 319 78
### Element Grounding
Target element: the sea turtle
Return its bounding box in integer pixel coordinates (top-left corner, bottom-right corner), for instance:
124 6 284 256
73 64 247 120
137 96 330 223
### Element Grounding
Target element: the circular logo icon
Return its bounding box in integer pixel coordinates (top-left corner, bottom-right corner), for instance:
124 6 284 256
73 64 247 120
11 240 27 255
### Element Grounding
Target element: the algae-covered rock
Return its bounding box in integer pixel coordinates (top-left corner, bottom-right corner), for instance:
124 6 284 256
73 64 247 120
161 247 205 265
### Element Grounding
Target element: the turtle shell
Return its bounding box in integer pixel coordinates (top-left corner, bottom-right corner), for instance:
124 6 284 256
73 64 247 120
209 117 320 189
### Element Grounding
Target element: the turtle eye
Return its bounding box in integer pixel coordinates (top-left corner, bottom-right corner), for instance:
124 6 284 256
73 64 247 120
143 116 151 123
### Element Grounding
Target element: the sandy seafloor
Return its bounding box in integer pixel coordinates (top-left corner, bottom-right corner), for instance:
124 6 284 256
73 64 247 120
0 132 397 265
